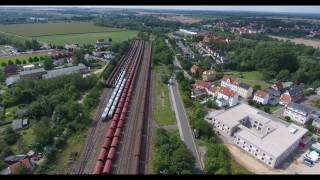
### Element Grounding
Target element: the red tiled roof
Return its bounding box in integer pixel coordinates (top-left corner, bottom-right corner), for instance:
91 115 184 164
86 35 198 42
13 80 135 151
274 81 284 90
9 158 32 173
280 93 291 104
191 65 203 73
219 86 236 97
195 80 210 89
254 90 268 98
222 75 240 86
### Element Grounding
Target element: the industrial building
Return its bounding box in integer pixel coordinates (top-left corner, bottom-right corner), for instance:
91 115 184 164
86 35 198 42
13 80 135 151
208 103 308 168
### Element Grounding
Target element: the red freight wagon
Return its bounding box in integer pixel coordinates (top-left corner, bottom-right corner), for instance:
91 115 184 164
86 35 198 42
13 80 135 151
115 108 121 115
117 120 124 128
107 147 116 160
106 129 114 139
111 137 119 147
102 138 111 149
102 159 112 174
110 120 117 129
93 161 103 174
114 127 122 137
120 113 126 121
98 148 107 161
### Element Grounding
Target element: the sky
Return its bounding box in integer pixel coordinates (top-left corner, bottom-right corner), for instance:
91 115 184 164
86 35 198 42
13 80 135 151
82 6 320 14
3 6 320 14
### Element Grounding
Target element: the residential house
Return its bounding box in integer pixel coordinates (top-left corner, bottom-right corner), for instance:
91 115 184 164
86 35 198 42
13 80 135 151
15 109 28 118
4 155 27 165
203 32 229 43
209 103 307 168
283 103 315 124
191 88 207 99
95 39 110 49
206 86 219 97
5 75 20 87
221 75 253 99
11 119 29 131
4 64 18 75
253 90 270 105
202 70 216 82
190 65 203 76
272 81 284 93
194 79 211 90
215 86 239 108
265 87 281 97
279 85 304 105
64 43 79 51
53 59 65 66
8 157 35 174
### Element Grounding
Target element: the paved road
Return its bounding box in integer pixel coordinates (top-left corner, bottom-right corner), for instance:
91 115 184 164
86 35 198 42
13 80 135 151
165 39 192 80
168 75 203 174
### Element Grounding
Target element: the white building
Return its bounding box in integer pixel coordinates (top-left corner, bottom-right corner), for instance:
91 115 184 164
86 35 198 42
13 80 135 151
215 86 239 108
221 75 253 99
253 90 270 105
22 64 35 71
179 28 198 35
283 103 315 125
208 103 308 168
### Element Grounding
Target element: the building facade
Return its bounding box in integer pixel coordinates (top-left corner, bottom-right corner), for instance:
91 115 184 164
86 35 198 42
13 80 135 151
209 104 307 168
215 86 239 108
221 75 253 99
283 103 315 124
253 90 270 105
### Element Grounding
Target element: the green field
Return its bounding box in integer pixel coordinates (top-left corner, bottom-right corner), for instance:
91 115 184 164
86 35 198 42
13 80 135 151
0 52 49 63
153 65 176 126
225 71 271 89
36 31 138 46
0 21 138 46
0 22 120 37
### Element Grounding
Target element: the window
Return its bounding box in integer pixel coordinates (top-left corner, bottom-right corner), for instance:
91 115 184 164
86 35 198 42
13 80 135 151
238 138 240 141
248 149 251 152
262 158 264 160
268 162 271 165
256 149 258 152
263 153 265 156
244 142 246 144
258 127 261 130
237 142 239 145
250 145 252 148
243 146 245 148
270 158 272 160
255 153 257 156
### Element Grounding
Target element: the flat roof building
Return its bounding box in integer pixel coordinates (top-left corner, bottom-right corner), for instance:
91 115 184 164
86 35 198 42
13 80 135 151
210 103 307 168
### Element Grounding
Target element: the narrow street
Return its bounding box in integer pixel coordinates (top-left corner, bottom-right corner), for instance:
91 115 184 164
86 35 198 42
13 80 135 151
168 75 203 173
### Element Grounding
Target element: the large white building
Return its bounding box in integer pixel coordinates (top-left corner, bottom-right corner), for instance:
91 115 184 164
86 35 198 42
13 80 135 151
215 86 239 108
207 104 308 168
221 75 253 99
283 103 315 125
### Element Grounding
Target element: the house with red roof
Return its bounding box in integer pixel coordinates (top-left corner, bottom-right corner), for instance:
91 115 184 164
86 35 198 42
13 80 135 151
190 65 203 76
253 90 270 105
272 81 284 92
215 86 239 107
221 75 253 99
194 79 211 90
279 85 304 105
8 157 34 174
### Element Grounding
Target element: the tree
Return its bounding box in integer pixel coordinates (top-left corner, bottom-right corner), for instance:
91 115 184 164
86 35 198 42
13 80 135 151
22 60 27 64
43 57 54 70
253 84 261 91
1 62 6 67
15 59 21 65
108 37 112 42
0 160 7 170
28 57 34 63
13 164 29 174
277 69 290 81
33 56 40 62
8 60 14 65
4 127 19 145
72 49 84 65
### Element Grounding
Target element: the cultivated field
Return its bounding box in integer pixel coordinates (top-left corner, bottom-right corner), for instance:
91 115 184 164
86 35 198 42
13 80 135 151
0 22 120 37
36 31 138 46
269 35 320 49
0 21 138 46
137 12 202 24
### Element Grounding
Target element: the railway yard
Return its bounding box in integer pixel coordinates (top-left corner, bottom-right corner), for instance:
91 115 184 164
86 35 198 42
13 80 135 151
69 40 153 175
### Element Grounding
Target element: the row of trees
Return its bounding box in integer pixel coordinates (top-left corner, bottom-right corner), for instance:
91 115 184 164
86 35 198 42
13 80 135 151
152 128 195 174
215 34 320 87
0 34 40 52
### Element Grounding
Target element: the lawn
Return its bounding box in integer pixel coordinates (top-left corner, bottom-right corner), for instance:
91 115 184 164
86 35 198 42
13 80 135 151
47 133 86 174
153 65 176 126
0 22 120 37
225 71 271 89
0 52 49 63
36 30 138 46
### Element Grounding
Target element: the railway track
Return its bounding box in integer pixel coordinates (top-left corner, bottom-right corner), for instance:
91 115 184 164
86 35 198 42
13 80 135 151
113 41 152 174
92 40 145 174
69 40 140 174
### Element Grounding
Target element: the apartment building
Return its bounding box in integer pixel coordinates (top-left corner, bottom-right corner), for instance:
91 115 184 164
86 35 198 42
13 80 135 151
283 103 315 124
215 86 239 108
253 90 270 105
221 75 253 99
209 104 307 168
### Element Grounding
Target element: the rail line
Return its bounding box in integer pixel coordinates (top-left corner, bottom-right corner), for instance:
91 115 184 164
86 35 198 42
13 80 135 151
70 40 141 174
